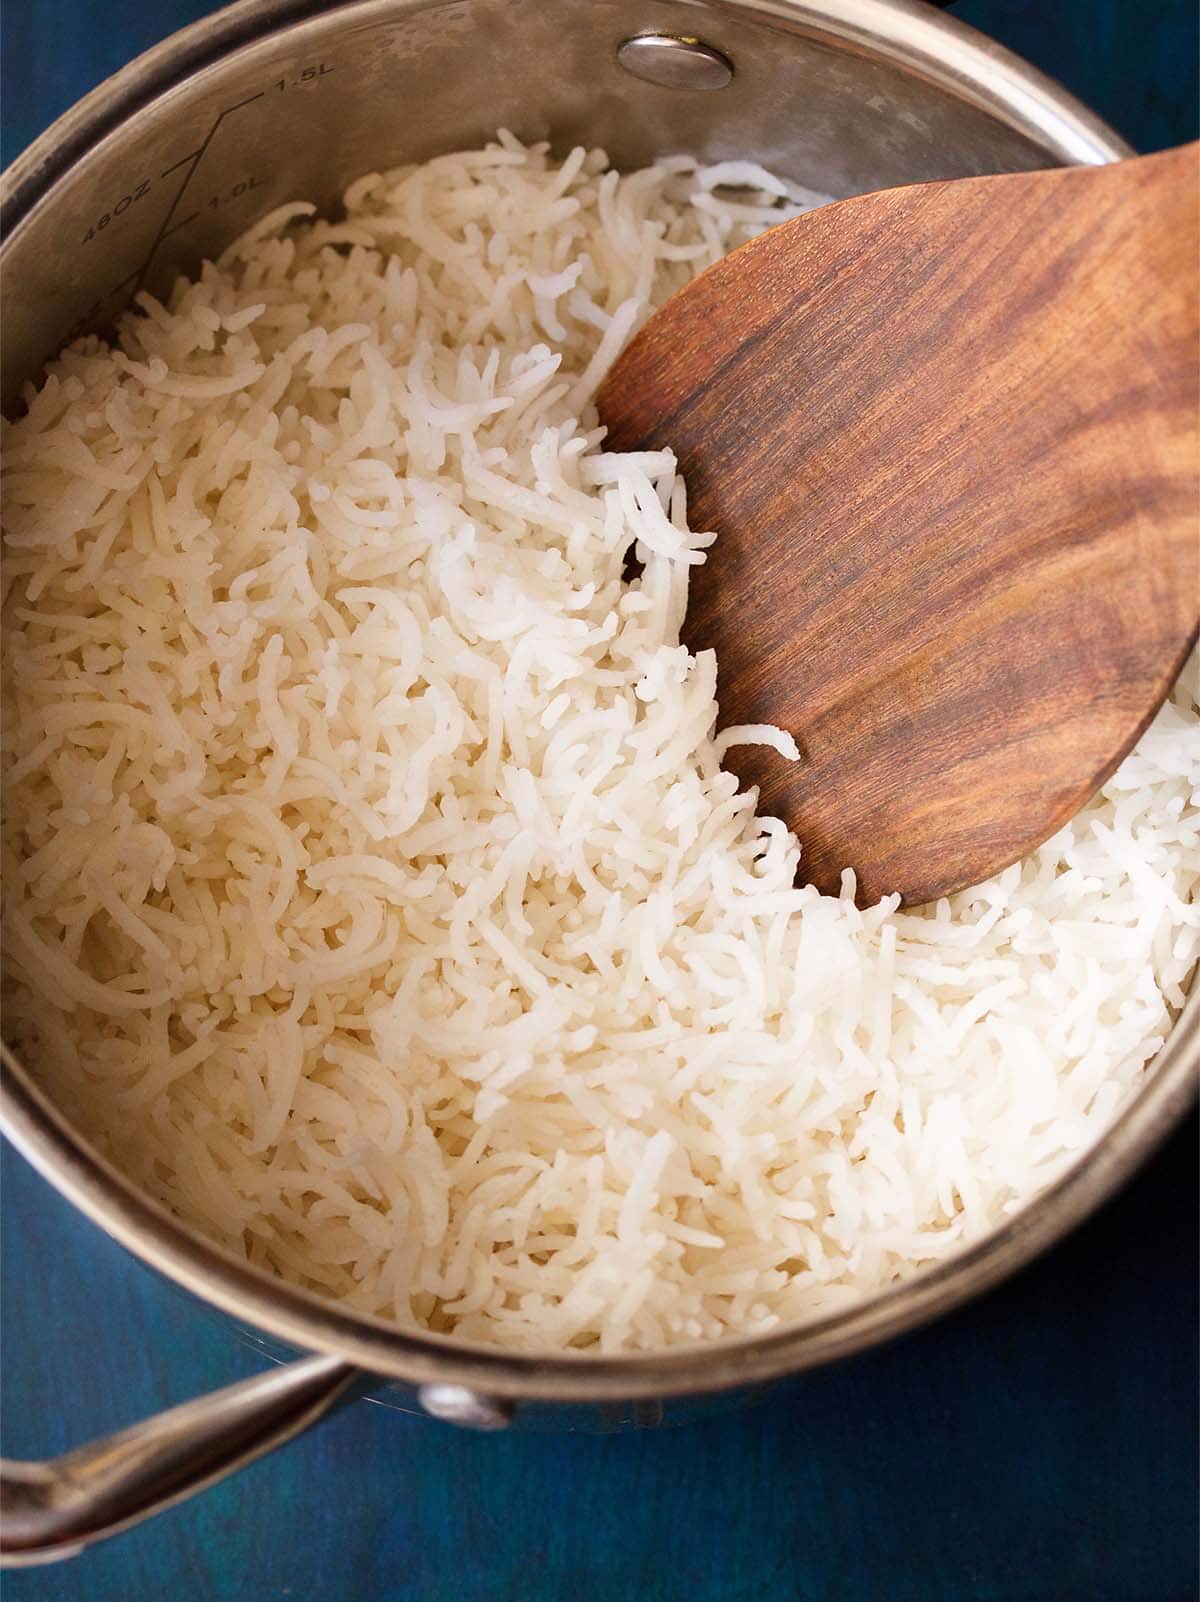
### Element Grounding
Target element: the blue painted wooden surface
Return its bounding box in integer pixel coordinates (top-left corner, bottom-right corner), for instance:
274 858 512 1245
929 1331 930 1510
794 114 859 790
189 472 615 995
2 4 1197 1599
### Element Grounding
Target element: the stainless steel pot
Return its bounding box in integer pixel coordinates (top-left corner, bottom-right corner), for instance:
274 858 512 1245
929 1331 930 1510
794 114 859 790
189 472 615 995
3 0 1196 1566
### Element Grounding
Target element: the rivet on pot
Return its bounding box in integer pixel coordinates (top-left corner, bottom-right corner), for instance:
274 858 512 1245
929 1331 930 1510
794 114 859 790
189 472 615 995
416 1383 514 1431
616 34 734 91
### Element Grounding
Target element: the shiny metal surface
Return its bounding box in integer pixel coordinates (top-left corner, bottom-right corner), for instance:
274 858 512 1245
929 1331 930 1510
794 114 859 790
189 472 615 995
616 33 735 90
0 0 1132 411
417 1385 515 1431
0 0 1194 1564
0 1356 365 1565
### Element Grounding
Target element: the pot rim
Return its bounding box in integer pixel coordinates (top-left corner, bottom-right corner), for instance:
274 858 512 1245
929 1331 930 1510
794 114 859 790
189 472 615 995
2 0 1188 1403
6 996 1197 1400
0 0 1135 241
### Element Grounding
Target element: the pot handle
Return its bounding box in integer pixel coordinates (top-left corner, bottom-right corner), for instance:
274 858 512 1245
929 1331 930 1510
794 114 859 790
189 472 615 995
0 1354 367 1566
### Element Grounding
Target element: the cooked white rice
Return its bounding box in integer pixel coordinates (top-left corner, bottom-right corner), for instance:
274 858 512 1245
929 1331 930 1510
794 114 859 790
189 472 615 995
2 136 1197 1354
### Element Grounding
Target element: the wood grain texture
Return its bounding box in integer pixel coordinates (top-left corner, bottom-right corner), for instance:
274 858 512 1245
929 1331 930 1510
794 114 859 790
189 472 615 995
599 144 1200 905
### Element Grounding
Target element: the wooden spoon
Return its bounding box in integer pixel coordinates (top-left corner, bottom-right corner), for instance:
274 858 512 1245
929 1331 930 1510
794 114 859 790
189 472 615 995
597 143 1200 907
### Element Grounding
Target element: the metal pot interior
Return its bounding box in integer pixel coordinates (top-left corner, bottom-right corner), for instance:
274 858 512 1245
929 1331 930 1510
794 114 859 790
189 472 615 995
4 0 1193 1403
2 0 1130 410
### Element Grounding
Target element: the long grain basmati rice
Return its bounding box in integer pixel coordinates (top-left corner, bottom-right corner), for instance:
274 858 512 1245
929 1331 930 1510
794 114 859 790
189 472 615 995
2 136 1197 1353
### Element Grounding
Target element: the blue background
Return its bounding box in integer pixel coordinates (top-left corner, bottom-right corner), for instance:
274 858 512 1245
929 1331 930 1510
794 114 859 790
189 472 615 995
2 3 1197 1599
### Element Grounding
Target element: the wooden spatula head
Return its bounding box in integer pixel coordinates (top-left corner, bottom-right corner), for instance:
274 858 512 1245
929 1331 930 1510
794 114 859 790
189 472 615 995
598 144 1200 906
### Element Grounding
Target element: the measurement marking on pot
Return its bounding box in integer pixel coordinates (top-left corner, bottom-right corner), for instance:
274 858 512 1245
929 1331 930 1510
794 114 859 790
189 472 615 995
161 148 205 178
132 89 265 295
274 62 335 91
80 180 153 244
160 209 200 243
68 65 337 340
